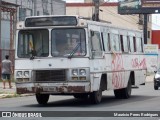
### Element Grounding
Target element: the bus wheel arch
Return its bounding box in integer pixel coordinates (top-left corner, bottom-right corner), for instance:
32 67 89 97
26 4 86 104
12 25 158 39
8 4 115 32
101 74 107 91
90 74 107 104
130 71 135 86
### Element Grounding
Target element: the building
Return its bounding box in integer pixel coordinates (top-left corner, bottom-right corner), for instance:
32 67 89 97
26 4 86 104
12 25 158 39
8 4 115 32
66 1 152 43
152 30 160 48
3 0 66 21
0 0 66 74
1 0 66 50
151 15 160 49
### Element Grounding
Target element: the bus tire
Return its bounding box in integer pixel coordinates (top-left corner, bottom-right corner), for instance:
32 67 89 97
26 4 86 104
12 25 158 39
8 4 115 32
90 89 102 104
90 81 103 104
36 94 50 105
154 86 158 90
114 77 132 99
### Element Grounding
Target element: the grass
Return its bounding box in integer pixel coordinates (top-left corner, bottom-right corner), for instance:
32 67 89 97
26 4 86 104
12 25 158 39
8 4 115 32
1 93 21 98
0 79 15 82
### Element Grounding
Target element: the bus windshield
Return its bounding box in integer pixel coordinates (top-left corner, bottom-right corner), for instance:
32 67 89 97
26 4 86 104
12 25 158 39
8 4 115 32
51 28 86 57
18 29 49 58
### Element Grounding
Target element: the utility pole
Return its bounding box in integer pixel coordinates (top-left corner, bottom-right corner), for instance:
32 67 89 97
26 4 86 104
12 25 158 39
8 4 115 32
0 0 1 75
51 0 53 15
0 0 1 49
143 14 148 44
92 0 100 21
34 0 37 16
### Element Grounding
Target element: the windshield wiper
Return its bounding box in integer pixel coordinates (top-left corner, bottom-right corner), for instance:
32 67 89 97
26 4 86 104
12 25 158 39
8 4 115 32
68 43 80 59
30 50 37 60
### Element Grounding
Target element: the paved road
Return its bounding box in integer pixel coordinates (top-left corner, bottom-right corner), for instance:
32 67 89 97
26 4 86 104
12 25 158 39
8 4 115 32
0 82 160 120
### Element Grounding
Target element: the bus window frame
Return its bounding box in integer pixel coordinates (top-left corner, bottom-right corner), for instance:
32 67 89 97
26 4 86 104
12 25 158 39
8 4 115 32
121 35 129 53
51 28 87 57
136 37 143 53
101 32 110 52
17 29 49 58
133 36 137 52
110 33 121 52
90 30 103 52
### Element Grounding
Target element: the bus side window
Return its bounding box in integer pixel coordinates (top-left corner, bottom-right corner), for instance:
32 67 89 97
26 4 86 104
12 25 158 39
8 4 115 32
101 32 110 52
120 35 124 52
110 33 120 52
141 38 144 52
91 31 102 52
136 37 142 52
129 36 134 53
133 37 136 52
123 35 129 52
108 33 111 50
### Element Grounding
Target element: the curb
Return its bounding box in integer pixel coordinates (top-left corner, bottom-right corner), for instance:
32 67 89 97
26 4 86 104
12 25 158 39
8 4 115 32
0 93 34 99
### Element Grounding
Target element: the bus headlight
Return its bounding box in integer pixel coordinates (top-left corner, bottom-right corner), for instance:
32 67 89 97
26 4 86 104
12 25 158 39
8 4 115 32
16 71 22 77
72 69 78 76
70 68 89 81
79 69 86 76
24 71 29 77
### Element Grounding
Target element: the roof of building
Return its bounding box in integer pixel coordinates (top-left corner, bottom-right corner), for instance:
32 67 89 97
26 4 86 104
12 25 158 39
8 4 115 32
2 1 19 7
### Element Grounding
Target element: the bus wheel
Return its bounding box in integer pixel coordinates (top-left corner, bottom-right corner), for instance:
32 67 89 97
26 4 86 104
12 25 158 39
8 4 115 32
73 94 89 99
90 87 102 104
154 86 158 90
36 94 50 105
114 78 132 99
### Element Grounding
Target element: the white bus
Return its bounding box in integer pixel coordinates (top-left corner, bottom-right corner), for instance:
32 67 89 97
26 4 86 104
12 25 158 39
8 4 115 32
15 15 146 104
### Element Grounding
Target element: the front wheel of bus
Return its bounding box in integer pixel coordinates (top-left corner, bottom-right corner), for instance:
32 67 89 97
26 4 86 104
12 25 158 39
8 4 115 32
90 88 102 104
36 94 50 105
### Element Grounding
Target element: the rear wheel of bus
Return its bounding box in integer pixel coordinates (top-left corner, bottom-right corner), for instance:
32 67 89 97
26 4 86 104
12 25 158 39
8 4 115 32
114 76 132 99
36 94 50 105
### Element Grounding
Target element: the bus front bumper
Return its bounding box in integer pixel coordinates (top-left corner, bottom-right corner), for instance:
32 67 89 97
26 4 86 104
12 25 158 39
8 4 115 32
16 82 90 94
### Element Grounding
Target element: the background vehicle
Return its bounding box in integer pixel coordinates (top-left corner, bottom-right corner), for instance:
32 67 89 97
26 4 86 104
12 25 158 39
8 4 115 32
15 15 147 105
154 69 160 90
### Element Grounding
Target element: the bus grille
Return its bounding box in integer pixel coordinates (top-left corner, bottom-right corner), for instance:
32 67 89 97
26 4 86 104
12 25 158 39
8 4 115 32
35 70 66 82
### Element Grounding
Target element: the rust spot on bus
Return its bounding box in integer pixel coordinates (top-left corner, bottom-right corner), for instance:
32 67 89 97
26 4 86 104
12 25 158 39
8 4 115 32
68 86 85 93
17 86 86 94
17 87 43 94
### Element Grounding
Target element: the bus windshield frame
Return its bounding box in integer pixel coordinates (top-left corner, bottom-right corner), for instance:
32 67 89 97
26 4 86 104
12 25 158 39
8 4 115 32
17 29 49 58
51 28 86 57
25 16 77 27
